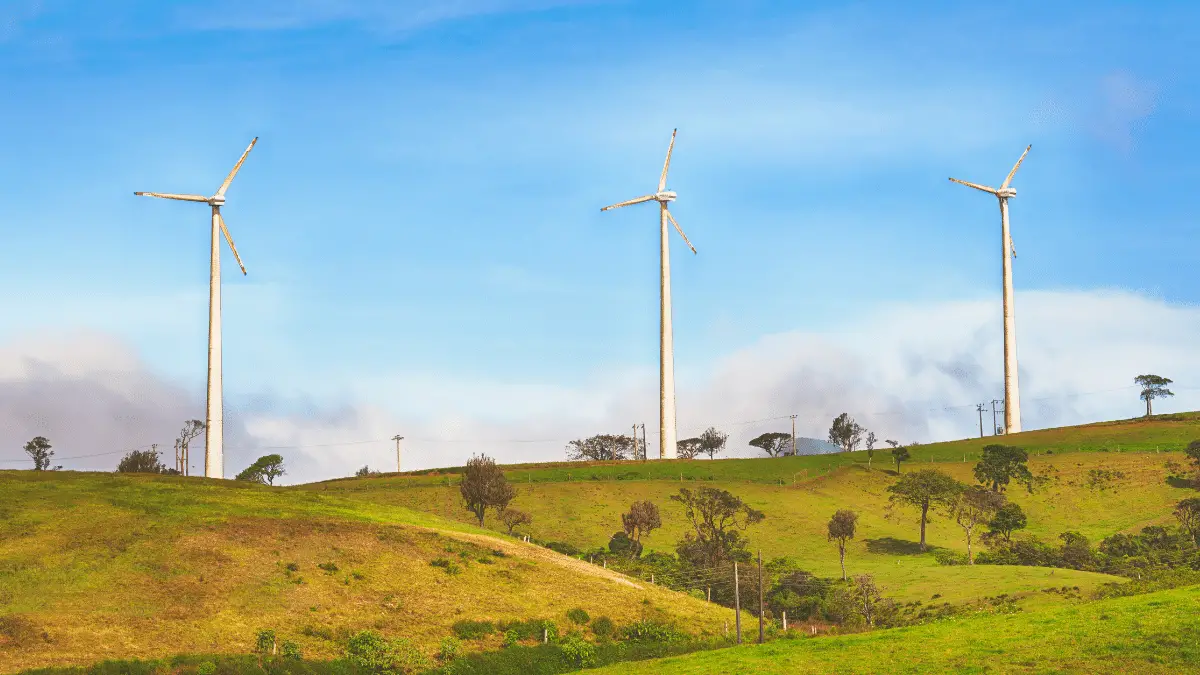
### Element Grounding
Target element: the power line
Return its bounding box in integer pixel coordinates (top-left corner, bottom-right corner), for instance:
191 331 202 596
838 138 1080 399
0 443 155 465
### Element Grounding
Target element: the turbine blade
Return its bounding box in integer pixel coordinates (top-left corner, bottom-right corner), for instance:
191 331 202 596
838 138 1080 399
134 192 208 202
664 207 696 254
658 128 677 192
948 177 998 195
216 137 259 197
217 211 247 275
1001 145 1031 189
601 195 656 211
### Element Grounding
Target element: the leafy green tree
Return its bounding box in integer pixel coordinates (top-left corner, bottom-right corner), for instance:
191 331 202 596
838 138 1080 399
828 413 864 452
1185 440 1200 475
749 432 791 457
891 445 911 473
1134 374 1174 417
886 470 962 551
950 486 1006 564
236 454 286 485
676 437 704 459
621 500 661 557
671 487 764 569
698 427 729 459
827 509 858 580
987 502 1027 544
865 432 877 470
460 453 516 526
565 434 633 461
117 445 168 474
973 444 1034 493
1175 497 1200 546
23 436 58 471
1058 531 1095 570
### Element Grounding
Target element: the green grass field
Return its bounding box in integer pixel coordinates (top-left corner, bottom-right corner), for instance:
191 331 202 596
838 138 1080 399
589 583 1200 674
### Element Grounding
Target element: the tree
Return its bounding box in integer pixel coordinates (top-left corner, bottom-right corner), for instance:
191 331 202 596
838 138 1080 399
1185 440 1200 475
748 432 790 458
677 437 704 460
1134 374 1174 417
852 574 883 628
885 439 899 448
951 486 1006 564
891 446 911 473
117 445 168 474
865 432 877 470
459 454 516 526
499 508 532 535
565 434 632 462
175 420 205 475
886 470 963 551
1175 498 1200 546
621 500 662 557
828 413 865 452
973 444 1034 493
354 466 380 477
236 454 287 485
698 427 728 460
987 502 1027 545
23 437 58 471
827 509 858 581
670 487 765 569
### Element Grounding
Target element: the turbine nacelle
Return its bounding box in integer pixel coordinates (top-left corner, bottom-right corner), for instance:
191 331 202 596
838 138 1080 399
996 187 1016 199
208 195 227 207
655 190 677 203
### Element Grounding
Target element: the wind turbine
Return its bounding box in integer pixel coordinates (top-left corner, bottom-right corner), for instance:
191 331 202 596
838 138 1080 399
135 137 258 478
601 129 696 460
949 144 1031 435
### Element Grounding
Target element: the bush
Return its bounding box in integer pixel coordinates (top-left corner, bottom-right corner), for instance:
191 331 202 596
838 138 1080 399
451 620 495 640
437 636 463 661
621 619 684 644
934 549 968 566
254 629 276 654
502 629 520 647
591 616 615 639
545 541 581 556
430 558 462 575
318 561 339 574
196 663 216 675
559 633 597 667
566 608 590 625
345 630 430 674
280 640 302 660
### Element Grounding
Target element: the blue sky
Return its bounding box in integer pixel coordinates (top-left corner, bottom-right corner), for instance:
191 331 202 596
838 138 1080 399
1 1 1198 479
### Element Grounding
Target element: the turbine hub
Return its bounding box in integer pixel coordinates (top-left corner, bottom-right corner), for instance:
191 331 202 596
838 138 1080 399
208 195 226 206
996 187 1016 198
655 190 677 203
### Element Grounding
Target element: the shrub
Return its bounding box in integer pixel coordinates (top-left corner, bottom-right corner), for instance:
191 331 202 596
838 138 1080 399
285 562 300 572
934 549 968 566
559 633 597 667
345 630 430 674
621 619 684 644
452 620 495 640
280 640 302 660
318 562 340 574
437 636 463 661
502 629 520 647
430 558 462 575
591 616 615 639
196 663 216 675
254 629 277 654
545 541 581 556
566 608 590 625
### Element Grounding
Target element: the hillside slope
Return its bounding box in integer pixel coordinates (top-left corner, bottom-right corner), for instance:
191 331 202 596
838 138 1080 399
0 472 731 672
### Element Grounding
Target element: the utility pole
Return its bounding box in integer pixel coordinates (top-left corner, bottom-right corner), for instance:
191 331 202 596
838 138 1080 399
976 403 985 438
733 562 741 644
757 549 765 644
633 424 639 460
640 424 647 462
991 399 1002 436
790 414 797 457
392 435 404 473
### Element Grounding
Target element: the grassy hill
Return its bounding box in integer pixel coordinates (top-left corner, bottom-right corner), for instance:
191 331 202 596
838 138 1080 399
0 472 732 673
589 583 1200 674
309 413 1200 607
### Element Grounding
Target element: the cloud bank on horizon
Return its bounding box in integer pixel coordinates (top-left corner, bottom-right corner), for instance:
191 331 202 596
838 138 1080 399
2 289 1196 484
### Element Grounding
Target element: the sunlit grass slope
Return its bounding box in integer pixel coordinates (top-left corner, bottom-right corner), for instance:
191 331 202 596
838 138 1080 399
0 472 731 672
310 413 1200 605
589 584 1200 674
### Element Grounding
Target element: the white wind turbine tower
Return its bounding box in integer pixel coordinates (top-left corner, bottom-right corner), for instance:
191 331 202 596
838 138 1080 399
136 138 258 478
949 144 1031 435
601 129 696 459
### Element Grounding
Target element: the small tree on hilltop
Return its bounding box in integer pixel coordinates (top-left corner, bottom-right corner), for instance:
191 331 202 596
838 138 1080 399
1175 498 1200 546
698 427 728 460
565 434 633 461
865 432 877 470
671 487 764 569
973 444 1034 493
951 486 1006 564
829 413 865 452
749 432 791 458
1134 374 1174 417
460 454 516 527
23 436 58 471
827 509 858 581
236 454 287 485
891 446 911 473
175 420 205 475
117 445 168 474
987 502 1027 545
621 500 662 558
500 508 532 536
677 437 704 460
887 470 962 551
